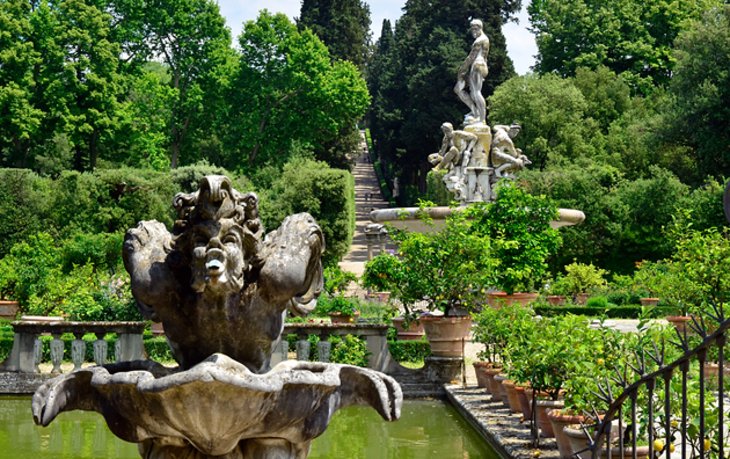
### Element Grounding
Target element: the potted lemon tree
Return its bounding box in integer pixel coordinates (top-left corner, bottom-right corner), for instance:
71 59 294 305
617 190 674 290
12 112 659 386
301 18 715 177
363 205 494 357
469 183 562 307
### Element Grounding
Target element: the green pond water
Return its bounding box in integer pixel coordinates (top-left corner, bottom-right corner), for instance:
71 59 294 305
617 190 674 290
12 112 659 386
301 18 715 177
0 396 497 458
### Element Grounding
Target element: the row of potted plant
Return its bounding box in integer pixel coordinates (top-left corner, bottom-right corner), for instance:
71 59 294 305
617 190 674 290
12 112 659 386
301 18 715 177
472 302 730 458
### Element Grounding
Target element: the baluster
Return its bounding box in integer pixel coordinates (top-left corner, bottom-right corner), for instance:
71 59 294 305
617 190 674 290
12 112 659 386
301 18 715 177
681 360 689 459
270 339 288 366
33 336 42 373
718 333 725 459
71 332 85 371
296 339 310 361
698 349 706 459
317 341 331 363
93 333 108 365
50 333 64 374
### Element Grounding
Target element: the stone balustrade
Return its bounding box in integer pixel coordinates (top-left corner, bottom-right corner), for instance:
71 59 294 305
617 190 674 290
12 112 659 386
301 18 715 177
276 322 392 372
0 320 145 374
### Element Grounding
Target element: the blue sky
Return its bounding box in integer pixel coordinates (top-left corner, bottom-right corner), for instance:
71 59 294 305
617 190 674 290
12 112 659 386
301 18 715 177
215 0 537 74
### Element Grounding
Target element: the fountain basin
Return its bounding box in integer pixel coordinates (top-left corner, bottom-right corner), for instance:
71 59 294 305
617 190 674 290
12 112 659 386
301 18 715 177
32 354 401 458
370 206 585 232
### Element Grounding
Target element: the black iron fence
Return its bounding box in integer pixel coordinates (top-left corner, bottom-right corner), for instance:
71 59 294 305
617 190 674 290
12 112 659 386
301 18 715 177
581 311 730 459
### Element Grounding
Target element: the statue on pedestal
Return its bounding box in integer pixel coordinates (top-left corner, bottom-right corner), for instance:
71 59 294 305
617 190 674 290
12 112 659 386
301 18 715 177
454 19 490 125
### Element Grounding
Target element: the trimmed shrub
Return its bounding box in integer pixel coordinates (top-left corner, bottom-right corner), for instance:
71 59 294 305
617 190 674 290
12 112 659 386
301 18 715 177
388 338 431 363
262 158 355 266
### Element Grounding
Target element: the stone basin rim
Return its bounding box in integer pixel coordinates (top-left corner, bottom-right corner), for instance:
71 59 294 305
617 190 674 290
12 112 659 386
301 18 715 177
370 206 585 229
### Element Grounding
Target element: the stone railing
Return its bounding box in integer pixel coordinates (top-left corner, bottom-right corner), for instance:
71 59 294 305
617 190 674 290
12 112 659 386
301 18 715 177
0 320 145 374
275 322 391 372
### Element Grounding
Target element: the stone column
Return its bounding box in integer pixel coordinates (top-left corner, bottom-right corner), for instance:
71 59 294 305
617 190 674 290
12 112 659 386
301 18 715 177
316 341 331 363
377 226 389 255
116 333 145 362
93 333 108 365
296 340 310 361
364 224 383 260
270 340 289 366
71 333 85 371
50 333 64 374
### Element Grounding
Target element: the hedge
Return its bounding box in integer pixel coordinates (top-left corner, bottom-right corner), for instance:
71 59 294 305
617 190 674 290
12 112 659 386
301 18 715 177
261 158 356 266
533 304 674 319
388 339 431 363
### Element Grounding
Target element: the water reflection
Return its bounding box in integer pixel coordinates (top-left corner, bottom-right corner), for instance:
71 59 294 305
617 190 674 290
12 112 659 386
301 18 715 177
0 396 496 459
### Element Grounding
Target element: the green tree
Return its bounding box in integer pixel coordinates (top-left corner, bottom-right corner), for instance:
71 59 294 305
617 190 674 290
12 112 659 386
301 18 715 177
528 0 722 92
224 11 369 172
54 0 123 171
298 0 371 71
130 0 232 168
488 73 602 170
669 6 730 181
573 66 631 132
0 0 43 168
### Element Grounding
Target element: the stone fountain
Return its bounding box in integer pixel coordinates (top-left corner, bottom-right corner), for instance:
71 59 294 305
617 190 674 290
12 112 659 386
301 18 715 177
32 175 402 458
372 18 584 230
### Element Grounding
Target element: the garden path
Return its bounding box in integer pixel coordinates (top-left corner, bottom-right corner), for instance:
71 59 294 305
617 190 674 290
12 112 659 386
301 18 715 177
338 132 391 279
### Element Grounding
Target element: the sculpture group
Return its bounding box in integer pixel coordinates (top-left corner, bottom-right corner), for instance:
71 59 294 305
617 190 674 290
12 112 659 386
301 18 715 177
430 19 531 203
32 175 402 459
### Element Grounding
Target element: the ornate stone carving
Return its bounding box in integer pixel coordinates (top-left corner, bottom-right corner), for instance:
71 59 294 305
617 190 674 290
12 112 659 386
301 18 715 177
32 175 403 459
122 175 324 372
32 354 401 459
430 123 531 203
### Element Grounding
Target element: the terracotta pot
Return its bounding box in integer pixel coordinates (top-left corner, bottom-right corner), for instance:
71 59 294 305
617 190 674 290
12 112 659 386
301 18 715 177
575 293 590 305
548 409 586 458
493 374 509 402
329 311 360 324
484 367 503 395
472 361 493 388
546 295 566 306
0 300 19 320
502 379 523 414
421 315 472 358
150 321 165 336
392 316 425 341
703 362 730 383
666 315 692 335
515 384 531 421
639 297 660 306
486 291 540 308
563 425 649 459
534 399 564 437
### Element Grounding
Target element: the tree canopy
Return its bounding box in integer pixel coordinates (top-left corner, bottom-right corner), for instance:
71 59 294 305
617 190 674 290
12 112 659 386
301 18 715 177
221 11 369 173
528 0 723 93
298 0 371 71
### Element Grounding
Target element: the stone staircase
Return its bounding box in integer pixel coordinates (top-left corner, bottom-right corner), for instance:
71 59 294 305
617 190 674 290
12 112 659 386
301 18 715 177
338 133 391 279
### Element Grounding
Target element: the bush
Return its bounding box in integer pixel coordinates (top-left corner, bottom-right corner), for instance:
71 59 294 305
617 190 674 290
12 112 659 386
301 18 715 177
0 169 52 257
388 339 431 363
328 334 369 366
262 158 355 266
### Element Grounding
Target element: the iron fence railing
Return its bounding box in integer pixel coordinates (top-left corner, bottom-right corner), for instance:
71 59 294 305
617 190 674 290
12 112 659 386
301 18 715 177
581 311 730 459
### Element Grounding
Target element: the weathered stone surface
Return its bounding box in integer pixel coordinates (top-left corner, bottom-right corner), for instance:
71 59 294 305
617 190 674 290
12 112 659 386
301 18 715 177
32 175 403 459
122 175 325 372
32 354 402 458
445 385 560 459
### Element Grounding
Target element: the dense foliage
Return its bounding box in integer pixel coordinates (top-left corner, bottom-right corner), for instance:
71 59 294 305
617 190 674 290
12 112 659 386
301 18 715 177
298 0 371 71
528 0 723 92
0 4 369 177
